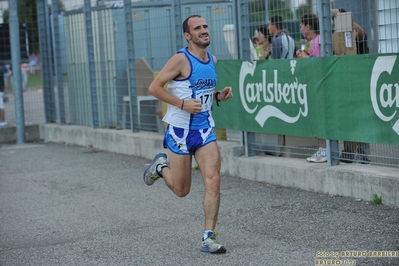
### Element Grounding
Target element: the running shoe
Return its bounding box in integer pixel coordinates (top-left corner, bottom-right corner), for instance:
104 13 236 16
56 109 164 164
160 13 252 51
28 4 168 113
306 147 327 163
143 153 167 185
200 231 226 254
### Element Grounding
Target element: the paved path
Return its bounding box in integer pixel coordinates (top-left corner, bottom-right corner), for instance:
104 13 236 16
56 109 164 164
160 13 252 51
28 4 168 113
1 142 398 266
3 88 45 126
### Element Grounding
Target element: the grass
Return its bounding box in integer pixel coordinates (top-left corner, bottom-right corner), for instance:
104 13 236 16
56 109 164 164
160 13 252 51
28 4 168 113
371 193 383 205
5 71 43 92
26 71 43 88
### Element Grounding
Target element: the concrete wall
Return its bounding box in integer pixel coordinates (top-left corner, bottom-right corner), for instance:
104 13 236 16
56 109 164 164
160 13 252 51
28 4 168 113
37 124 399 207
0 125 41 144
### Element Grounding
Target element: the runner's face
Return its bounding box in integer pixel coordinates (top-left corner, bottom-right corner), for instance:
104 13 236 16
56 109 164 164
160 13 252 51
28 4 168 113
186 17 210 48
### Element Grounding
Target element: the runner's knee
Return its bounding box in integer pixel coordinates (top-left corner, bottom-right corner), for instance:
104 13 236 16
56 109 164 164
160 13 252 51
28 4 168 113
174 186 190 197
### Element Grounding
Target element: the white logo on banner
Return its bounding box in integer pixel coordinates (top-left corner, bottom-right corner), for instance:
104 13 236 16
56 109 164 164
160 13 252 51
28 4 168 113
239 61 308 127
370 55 399 134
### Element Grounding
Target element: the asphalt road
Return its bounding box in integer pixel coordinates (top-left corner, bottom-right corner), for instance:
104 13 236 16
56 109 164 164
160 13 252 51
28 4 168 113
1 142 398 266
2 88 45 126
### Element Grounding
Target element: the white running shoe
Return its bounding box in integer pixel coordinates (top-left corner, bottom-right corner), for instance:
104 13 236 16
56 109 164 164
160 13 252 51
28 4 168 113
200 231 226 253
307 148 327 163
143 153 167 185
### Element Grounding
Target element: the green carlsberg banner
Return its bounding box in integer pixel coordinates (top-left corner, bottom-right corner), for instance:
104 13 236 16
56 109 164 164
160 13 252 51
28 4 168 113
214 54 399 145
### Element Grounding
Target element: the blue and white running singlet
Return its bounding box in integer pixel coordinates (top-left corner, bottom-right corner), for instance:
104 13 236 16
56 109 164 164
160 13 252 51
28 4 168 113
162 47 217 130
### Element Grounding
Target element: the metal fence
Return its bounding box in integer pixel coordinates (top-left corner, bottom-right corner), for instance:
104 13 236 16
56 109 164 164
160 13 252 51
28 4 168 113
2 0 399 168
1 1 44 130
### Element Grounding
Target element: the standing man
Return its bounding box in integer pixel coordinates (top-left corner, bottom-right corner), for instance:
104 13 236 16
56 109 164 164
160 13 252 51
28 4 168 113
143 15 233 254
266 15 297 157
332 8 370 164
267 15 297 59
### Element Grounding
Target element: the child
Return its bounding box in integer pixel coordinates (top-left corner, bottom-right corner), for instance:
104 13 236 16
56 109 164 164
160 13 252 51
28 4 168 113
296 14 326 163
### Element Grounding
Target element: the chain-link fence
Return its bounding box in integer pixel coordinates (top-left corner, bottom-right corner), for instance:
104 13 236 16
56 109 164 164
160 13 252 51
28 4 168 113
1 0 399 168
1 1 43 129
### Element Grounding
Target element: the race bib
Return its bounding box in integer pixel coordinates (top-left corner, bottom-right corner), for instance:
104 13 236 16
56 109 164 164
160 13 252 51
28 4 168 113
194 88 214 112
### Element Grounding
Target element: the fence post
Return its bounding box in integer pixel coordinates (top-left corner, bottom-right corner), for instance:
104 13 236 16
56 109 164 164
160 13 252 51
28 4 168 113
318 0 340 166
318 0 334 57
37 0 56 124
83 0 99 128
8 0 25 143
236 0 251 62
51 0 66 124
172 0 183 51
123 0 139 132
237 0 251 149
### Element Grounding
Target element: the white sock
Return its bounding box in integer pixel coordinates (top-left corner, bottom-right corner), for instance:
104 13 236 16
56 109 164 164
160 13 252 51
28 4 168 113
156 164 167 175
203 230 213 240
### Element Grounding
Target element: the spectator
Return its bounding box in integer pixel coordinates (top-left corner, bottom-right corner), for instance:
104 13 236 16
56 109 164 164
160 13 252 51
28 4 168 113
332 8 370 164
296 13 327 163
332 9 369 54
296 14 321 58
267 15 296 59
21 63 28 91
27 53 39 73
255 25 272 60
3 64 11 102
251 35 259 48
27 53 38 67
10 64 28 92
264 16 298 157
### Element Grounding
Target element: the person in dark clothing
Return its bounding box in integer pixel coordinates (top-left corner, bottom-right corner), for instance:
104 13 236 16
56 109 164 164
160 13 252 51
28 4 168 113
332 8 369 54
332 8 370 164
267 15 296 59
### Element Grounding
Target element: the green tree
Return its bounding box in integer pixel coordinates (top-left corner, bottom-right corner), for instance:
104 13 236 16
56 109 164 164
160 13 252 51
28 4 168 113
268 0 292 20
249 0 266 23
2 0 65 55
296 0 313 19
249 0 293 23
